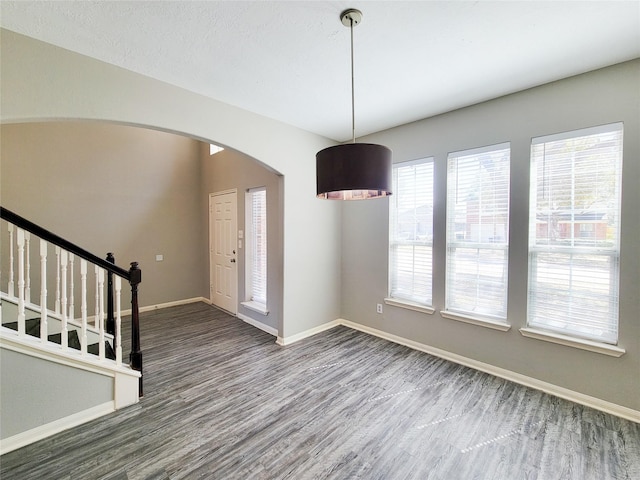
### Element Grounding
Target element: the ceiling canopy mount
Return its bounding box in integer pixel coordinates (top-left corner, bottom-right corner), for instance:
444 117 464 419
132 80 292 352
340 8 362 27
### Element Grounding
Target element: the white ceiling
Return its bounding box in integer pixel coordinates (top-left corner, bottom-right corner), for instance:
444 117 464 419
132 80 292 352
1 1 639 142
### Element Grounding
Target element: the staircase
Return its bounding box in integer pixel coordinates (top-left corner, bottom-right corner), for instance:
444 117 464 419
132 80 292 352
0 207 143 454
1 299 116 360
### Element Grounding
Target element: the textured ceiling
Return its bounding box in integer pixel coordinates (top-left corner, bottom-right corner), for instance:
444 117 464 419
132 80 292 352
1 1 639 141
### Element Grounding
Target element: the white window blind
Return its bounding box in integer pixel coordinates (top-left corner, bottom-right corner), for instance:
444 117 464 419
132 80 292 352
389 158 434 305
446 143 510 321
528 123 623 344
246 188 267 306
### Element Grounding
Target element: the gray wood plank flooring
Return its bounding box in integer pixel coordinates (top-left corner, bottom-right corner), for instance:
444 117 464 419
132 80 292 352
1 302 639 479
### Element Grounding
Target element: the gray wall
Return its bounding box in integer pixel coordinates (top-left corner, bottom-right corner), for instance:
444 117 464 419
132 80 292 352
2 29 636 412
342 60 640 411
1 29 341 340
200 144 283 331
1 122 204 308
0 348 113 439
1 122 283 331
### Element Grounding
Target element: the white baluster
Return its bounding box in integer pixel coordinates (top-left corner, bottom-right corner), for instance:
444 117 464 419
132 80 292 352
55 246 61 315
98 268 105 360
94 265 100 329
60 250 68 349
115 276 122 366
25 232 31 304
80 260 88 355
40 240 48 342
16 228 26 335
68 253 75 320
8 224 15 297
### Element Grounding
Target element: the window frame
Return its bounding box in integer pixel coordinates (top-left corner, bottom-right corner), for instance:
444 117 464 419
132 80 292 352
443 142 511 325
526 123 623 346
388 157 435 311
242 187 268 315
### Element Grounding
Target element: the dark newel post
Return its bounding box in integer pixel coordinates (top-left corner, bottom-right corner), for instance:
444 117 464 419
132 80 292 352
128 262 143 397
106 253 115 337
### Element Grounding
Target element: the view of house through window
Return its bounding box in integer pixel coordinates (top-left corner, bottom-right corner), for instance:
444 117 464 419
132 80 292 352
527 123 623 344
245 187 267 309
389 158 434 306
445 143 511 321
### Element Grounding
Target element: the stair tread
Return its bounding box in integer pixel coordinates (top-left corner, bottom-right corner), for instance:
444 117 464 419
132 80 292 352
48 330 82 350
3 317 41 337
3 316 116 360
88 341 117 360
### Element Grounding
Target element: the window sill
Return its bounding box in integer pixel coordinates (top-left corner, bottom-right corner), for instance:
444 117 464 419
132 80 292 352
440 310 511 332
519 328 625 357
384 298 434 315
240 301 269 316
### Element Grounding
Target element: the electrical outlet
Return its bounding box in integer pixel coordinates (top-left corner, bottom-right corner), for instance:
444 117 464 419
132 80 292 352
376 303 383 314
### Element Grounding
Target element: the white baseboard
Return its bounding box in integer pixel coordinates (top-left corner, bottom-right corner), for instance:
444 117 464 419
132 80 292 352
0 401 115 455
0 332 140 379
134 298 278 337
15 294 633 424
339 319 640 424
121 297 209 316
275 316 639 423
276 319 341 346
237 312 278 337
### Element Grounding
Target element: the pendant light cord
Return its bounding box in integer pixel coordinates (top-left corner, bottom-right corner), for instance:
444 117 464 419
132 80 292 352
350 17 356 144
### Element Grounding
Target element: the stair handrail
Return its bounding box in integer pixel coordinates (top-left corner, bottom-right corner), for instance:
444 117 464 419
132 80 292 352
1 207 130 279
0 206 143 397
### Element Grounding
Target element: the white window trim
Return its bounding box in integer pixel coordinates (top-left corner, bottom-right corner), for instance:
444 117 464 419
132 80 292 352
240 300 269 316
445 142 511 321
527 122 623 345
531 122 622 145
245 187 267 310
440 310 511 332
389 156 434 307
448 141 510 158
384 297 435 315
519 328 625 357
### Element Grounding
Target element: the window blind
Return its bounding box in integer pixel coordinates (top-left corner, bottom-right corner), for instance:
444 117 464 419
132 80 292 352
446 143 510 320
247 188 267 305
389 158 434 305
528 123 623 344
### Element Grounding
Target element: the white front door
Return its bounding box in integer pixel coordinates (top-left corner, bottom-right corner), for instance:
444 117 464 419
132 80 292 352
210 191 237 314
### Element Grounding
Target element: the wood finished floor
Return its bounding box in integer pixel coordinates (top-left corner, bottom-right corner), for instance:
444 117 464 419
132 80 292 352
1 302 639 480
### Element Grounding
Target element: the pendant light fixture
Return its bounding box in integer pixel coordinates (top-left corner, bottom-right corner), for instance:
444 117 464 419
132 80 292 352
316 8 392 200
